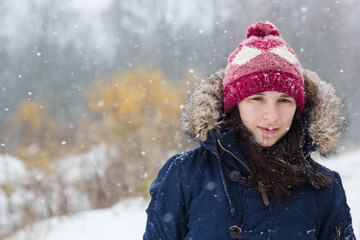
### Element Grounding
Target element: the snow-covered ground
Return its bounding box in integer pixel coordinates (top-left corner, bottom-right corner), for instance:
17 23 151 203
5 198 149 240
5 149 360 239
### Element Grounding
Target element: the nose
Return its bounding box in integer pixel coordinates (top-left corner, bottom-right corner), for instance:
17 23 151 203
263 104 279 122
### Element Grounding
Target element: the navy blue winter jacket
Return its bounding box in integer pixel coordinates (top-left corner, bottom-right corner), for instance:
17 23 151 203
143 69 355 239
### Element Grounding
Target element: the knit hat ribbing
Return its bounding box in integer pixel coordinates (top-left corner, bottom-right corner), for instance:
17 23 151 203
223 22 304 113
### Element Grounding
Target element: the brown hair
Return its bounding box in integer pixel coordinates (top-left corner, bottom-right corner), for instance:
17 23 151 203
224 93 331 203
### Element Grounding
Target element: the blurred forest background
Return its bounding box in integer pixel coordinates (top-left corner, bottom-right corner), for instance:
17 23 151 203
0 0 359 238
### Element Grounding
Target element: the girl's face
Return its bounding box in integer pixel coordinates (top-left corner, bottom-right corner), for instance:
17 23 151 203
237 91 297 147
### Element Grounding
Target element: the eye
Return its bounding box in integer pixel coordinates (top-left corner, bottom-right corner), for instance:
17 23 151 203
279 98 292 103
251 97 263 101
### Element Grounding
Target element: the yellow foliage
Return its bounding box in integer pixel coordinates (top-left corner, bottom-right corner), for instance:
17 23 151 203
12 99 57 164
14 99 55 130
18 100 43 127
87 68 183 128
85 67 197 196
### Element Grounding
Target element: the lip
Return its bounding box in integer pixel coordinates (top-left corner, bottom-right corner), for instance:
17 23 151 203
258 126 278 135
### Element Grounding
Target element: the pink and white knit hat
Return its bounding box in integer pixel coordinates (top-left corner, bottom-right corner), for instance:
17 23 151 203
223 22 305 113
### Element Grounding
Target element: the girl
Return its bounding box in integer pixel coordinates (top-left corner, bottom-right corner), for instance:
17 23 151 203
143 22 355 239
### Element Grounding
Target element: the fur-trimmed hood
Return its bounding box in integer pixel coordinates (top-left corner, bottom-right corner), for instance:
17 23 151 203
180 68 346 158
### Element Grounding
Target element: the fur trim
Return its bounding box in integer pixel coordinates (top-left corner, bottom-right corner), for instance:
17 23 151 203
303 69 346 157
180 68 346 157
180 69 225 141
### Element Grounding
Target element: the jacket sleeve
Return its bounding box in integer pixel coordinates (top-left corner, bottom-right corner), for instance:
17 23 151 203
318 171 356 240
143 154 188 240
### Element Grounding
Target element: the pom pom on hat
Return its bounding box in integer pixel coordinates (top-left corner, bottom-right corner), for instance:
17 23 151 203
246 22 280 38
223 22 304 113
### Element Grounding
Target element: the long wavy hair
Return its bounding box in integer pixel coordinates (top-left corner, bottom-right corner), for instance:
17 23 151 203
224 90 331 203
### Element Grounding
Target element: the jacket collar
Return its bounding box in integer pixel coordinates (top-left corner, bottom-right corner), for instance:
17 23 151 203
201 128 316 167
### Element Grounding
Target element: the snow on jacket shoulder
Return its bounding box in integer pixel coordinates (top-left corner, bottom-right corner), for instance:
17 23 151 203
143 69 355 239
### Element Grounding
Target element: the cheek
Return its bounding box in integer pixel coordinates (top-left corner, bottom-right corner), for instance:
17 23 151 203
283 114 294 124
281 108 297 126
238 105 255 124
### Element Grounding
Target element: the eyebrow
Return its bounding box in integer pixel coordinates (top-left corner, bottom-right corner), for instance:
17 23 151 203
280 94 292 98
252 93 292 98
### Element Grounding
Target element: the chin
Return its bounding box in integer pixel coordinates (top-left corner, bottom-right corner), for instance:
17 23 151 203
257 138 277 147
259 142 275 147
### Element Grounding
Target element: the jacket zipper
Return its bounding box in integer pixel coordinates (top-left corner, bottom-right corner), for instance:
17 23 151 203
217 140 270 206
217 140 251 172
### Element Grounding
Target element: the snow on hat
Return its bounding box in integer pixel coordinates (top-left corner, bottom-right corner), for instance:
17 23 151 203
223 22 304 113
